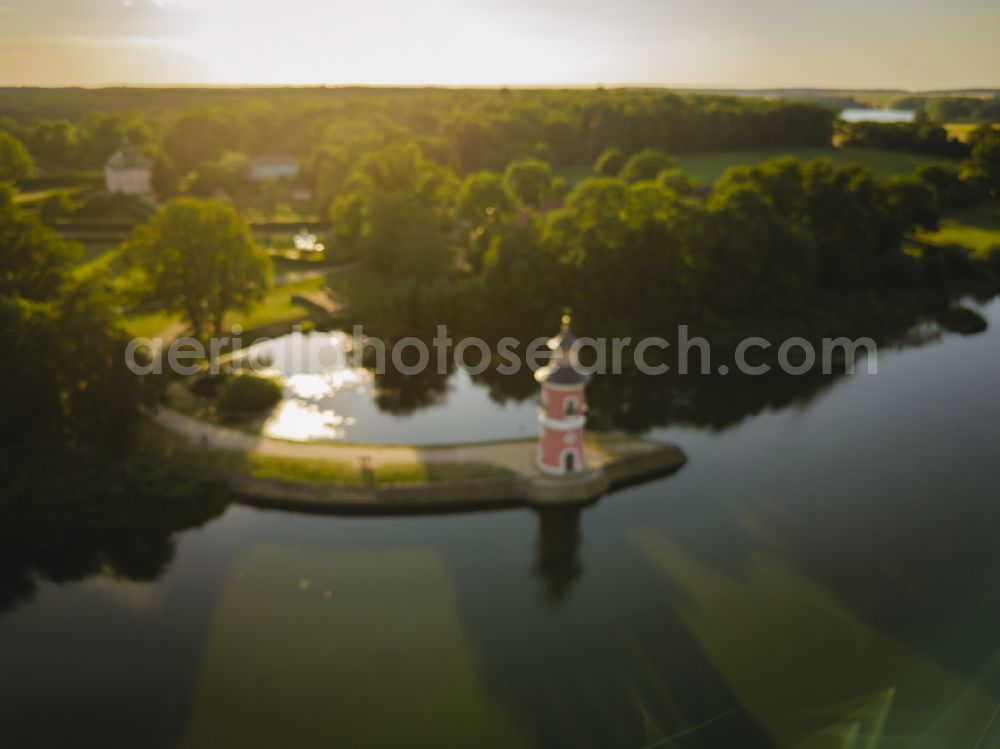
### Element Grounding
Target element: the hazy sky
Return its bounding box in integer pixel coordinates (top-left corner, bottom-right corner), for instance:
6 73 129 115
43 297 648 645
0 0 997 89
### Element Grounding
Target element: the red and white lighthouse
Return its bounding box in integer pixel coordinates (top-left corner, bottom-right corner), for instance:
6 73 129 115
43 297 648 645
534 314 590 475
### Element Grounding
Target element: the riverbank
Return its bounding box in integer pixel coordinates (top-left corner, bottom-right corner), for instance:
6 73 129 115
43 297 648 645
153 408 687 513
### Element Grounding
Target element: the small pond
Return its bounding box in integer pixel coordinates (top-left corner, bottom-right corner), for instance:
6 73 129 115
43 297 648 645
239 331 540 444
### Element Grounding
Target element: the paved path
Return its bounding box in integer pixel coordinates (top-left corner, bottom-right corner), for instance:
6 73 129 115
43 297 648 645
155 407 609 477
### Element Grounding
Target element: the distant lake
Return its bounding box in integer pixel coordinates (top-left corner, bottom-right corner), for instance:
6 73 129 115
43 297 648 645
4 301 1000 747
840 107 916 123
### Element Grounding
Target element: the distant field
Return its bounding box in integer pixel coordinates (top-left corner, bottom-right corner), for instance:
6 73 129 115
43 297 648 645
944 123 1000 143
915 201 1000 258
559 147 956 187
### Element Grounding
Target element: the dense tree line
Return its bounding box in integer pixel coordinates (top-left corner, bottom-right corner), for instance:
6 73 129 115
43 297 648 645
837 120 970 159
330 131 1000 347
894 96 1000 124
0 88 833 209
0 185 154 493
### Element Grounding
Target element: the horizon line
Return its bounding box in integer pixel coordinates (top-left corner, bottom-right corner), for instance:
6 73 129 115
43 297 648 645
1 82 999 94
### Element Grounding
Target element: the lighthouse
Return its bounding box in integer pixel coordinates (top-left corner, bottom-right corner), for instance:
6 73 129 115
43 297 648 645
534 314 590 475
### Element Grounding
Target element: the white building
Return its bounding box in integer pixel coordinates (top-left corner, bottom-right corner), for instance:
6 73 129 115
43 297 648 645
104 141 152 196
247 155 299 181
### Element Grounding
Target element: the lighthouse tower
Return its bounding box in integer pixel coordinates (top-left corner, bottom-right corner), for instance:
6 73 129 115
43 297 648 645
534 314 590 475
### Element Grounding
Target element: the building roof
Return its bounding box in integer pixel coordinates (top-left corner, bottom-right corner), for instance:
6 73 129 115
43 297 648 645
535 313 589 386
546 314 577 351
534 362 589 386
105 141 151 170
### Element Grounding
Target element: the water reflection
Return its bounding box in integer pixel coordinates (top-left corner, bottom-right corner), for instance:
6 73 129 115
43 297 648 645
532 507 584 604
239 331 863 444
0 529 179 615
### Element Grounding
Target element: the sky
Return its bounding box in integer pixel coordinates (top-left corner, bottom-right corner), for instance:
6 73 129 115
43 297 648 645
0 0 997 89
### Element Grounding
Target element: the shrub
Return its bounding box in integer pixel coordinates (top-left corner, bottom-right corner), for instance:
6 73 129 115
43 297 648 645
937 306 988 335
191 372 229 399
217 374 283 416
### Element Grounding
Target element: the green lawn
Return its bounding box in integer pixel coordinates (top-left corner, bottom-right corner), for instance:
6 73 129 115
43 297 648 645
124 309 182 339
559 147 956 187
70 240 122 280
13 185 91 205
226 276 325 331
146 422 512 486
123 275 326 339
914 200 1000 258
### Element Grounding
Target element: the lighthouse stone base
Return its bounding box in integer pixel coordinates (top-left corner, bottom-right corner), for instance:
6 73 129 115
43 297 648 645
524 468 611 505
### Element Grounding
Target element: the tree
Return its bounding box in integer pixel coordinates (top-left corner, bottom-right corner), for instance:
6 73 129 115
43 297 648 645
915 165 979 211
594 148 624 177
480 218 561 339
0 132 33 182
329 142 458 277
0 184 76 299
620 149 676 183
181 151 250 199
456 171 519 271
456 171 519 227
886 175 938 233
37 191 76 225
26 119 78 166
656 167 699 197
361 192 453 279
504 158 562 207
125 198 272 338
162 111 243 173
965 130 1000 196
76 112 154 168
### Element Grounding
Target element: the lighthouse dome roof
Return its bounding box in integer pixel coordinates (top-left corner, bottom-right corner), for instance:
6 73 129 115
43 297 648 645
546 313 577 351
534 361 589 386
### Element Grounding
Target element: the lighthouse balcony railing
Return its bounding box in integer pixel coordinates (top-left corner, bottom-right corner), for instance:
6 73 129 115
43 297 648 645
538 411 587 430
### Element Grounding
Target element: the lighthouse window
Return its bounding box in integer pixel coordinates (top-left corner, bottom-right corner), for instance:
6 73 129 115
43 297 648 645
564 398 577 416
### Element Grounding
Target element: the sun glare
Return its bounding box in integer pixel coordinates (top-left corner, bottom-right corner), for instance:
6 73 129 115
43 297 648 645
156 0 595 85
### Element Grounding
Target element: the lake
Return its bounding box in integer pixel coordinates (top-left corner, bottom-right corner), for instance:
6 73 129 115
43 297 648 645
3 301 1000 747
840 107 916 123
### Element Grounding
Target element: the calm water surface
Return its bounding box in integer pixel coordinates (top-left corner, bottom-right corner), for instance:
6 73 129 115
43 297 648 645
840 107 917 123
240 331 540 443
3 302 1000 748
